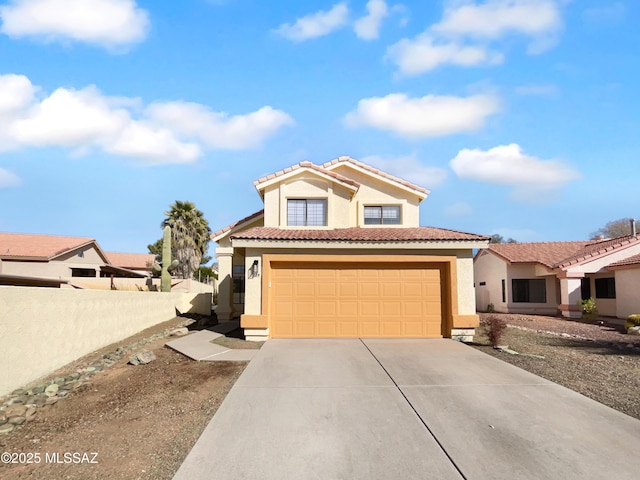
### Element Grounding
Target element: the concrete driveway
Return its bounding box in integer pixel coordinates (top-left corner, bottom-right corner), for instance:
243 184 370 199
173 339 640 480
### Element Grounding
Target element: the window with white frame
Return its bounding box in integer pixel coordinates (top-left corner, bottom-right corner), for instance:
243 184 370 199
287 199 327 226
364 205 401 225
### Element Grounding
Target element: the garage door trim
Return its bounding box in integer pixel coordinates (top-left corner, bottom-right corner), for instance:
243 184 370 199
261 254 459 338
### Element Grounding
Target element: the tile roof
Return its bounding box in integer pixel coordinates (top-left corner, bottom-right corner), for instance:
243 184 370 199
484 235 640 269
322 155 430 196
253 161 360 190
231 226 489 242
485 241 588 268
608 252 640 268
555 235 640 268
106 252 156 270
211 210 264 239
0 232 96 260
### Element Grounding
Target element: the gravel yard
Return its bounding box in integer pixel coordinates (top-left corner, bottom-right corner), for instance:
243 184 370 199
473 313 640 420
2 312 639 479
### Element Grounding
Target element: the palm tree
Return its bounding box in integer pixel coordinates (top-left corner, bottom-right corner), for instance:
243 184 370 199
161 201 211 279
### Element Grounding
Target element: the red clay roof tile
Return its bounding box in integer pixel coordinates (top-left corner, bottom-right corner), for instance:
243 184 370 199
231 226 489 242
211 210 265 239
486 241 588 268
106 252 156 270
0 232 96 260
322 155 429 196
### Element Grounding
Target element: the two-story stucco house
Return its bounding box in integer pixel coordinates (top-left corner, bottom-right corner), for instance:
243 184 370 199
212 156 489 341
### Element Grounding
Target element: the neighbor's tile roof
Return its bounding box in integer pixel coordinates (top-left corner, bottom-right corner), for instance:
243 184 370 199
322 155 430 196
253 161 360 190
106 252 156 270
608 252 640 268
555 235 640 268
485 235 640 269
231 226 489 242
0 232 96 260
486 241 588 268
211 210 264 239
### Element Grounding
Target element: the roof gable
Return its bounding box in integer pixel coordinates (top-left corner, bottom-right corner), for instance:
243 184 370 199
253 161 359 198
212 210 265 242
0 232 107 262
555 235 640 268
322 156 429 201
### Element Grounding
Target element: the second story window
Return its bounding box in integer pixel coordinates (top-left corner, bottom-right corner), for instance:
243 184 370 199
364 206 401 225
287 199 327 226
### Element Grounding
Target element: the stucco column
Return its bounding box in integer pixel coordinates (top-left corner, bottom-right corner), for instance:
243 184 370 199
558 272 583 319
215 247 234 321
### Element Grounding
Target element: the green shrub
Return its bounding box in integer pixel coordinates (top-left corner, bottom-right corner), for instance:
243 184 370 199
625 314 640 332
487 303 495 313
579 297 598 320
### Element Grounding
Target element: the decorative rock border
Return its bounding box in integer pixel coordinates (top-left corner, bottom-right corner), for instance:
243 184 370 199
0 317 195 435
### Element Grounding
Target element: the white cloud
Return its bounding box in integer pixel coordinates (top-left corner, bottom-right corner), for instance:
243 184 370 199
274 3 349 41
0 73 293 164
147 102 294 150
444 202 474 217
345 93 500 138
360 154 447 188
0 73 37 114
450 143 580 201
0 0 149 49
354 0 388 40
388 0 564 74
387 34 503 75
0 168 21 188
433 0 562 42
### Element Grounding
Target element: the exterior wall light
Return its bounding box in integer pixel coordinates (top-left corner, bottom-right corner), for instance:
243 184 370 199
249 259 260 278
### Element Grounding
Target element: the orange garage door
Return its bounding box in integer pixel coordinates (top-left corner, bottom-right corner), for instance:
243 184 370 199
270 263 443 338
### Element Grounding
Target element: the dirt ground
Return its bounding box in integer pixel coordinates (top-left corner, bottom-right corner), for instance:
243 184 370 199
3 313 639 479
0 316 250 480
473 313 640 420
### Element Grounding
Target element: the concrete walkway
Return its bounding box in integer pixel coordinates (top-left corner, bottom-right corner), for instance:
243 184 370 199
173 339 640 480
165 321 258 362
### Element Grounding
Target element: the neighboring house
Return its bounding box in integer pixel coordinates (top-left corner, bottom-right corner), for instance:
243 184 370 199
474 233 640 319
0 232 148 287
212 156 489 341
106 252 156 276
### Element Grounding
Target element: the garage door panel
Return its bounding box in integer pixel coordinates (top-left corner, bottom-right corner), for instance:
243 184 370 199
271 263 443 339
359 283 379 297
360 321 380 336
360 301 380 316
316 301 337 316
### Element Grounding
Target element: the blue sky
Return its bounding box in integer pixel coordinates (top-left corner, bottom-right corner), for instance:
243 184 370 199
0 0 638 254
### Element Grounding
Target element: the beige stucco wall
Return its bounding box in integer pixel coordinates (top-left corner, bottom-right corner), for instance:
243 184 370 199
330 165 421 227
474 252 558 315
586 271 617 317
614 268 640 318
456 254 477 316
0 287 211 396
567 243 640 274
262 174 353 228
474 251 508 312
261 168 421 229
